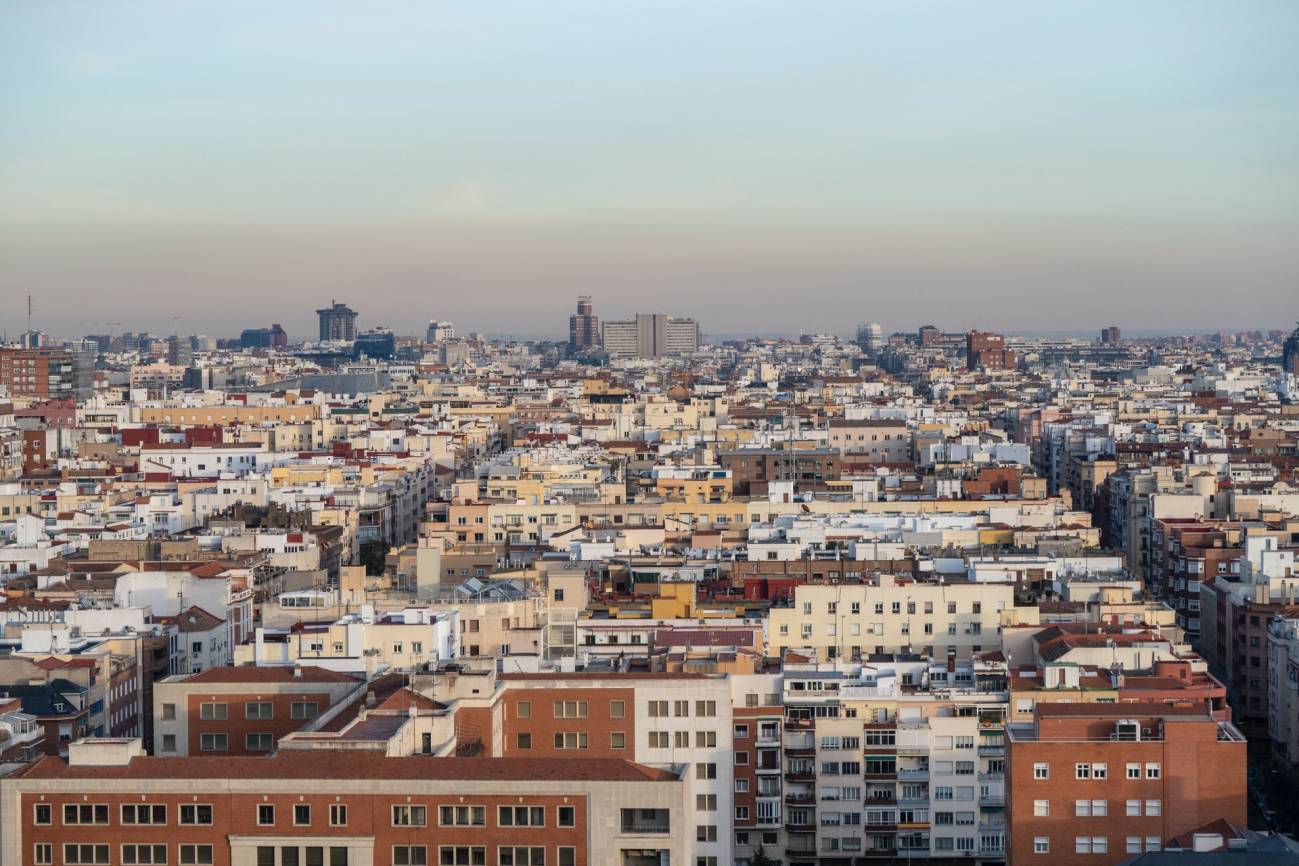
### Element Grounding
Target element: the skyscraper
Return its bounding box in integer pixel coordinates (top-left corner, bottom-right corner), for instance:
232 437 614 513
601 313 699 358
568 295 599 352
855 322 884 355
1101 325 1122 345
316 301 358 342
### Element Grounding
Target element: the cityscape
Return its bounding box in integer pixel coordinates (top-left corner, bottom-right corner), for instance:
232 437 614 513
5 2 1299 866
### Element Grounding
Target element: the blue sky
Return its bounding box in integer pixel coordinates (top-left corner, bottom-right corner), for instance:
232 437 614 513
2 1 1297 338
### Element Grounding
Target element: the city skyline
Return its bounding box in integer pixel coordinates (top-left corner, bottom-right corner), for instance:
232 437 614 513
5 0 1299 336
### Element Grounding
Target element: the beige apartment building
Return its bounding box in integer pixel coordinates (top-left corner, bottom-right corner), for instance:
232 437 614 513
767 577 1018 660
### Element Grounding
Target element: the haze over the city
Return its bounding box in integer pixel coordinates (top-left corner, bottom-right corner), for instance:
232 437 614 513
3 0 1297 338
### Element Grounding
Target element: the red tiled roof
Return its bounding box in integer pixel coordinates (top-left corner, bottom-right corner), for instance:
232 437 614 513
14 753 679 782
182 666 360 685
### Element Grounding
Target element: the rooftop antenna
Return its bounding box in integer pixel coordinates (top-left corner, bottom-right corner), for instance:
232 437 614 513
27 294 32 333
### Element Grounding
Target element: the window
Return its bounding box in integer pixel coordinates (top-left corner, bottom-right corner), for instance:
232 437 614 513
246 733 274 751
1145 800 1161 816
64 846 110 865
734 724 749 739
497 850 544 866
696 731 717 748
34 844 54 866
291 702 319 720
1126 763 1141 779
1075 763 1091 779
648 731 668 748
553 732 587 750
393 805 428 826
1092 763 1107 779
200 733 227 752
516 701 532 719
440 806 485 826
674 700 690 717
647 700 668 717
179 847 213 866
1034 763 1049 780
696 794 717 812
611 732 625 749
558 806 575 827
34 804 52 825
516 733 532 749
499 806 545 827
1075 800 1092 817
1126 800 1141 816
122 846 167 864
557 849 575 866
1033 800 1049 816
610 700 625 718
162 735 177 752
198 702 227 720
438 848 485 866
294 804 311 825
393 848 427 866
1127 837 1142 854
162 703 177 720
1092 799 1107 816
258 804 276 825
1146 763 1161 779
122 804 167 824
246 701 273 720
1034 838 1049 854
696 700 717 717
553 700 588 719
1146 838 1161 852
330 805 348 826
64 804 110 825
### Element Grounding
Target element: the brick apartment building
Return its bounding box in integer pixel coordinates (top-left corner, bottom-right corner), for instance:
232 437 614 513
0 740 688 866
718 449 843 497
0 347 77 399
152 667 365 756
1006 703 1246 866
966 332 1016 372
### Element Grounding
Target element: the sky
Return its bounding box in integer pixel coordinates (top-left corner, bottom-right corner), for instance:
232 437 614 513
2 0 1298 340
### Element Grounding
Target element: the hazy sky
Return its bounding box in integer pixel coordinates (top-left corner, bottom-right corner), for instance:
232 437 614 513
3 1 1297 339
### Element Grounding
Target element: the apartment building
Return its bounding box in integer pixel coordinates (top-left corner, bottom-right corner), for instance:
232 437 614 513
151 666 364 756
1006 704 1246 866
1199 536 1299 733
767 578 1016 660
492 672 735 866
0 739 689 866
826 420 911 463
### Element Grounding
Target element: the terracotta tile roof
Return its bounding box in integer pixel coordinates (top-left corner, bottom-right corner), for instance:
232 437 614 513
182 666 360 685
14 752 679 782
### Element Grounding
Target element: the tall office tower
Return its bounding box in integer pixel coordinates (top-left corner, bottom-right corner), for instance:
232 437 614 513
1101 325 1123 345
426 320 456 343
1284 323 1299 375
569 295 600 351
855 322 884 355
602 313 700 358
316 301 358 342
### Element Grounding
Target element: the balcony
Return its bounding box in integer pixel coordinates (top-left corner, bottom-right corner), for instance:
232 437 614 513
785 822 816 834
979 791 1005 806
978 743 1005 756
619 808 670 834
785 793 815 806
784 745 816 758
785 771 815 783
897 769 930 781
